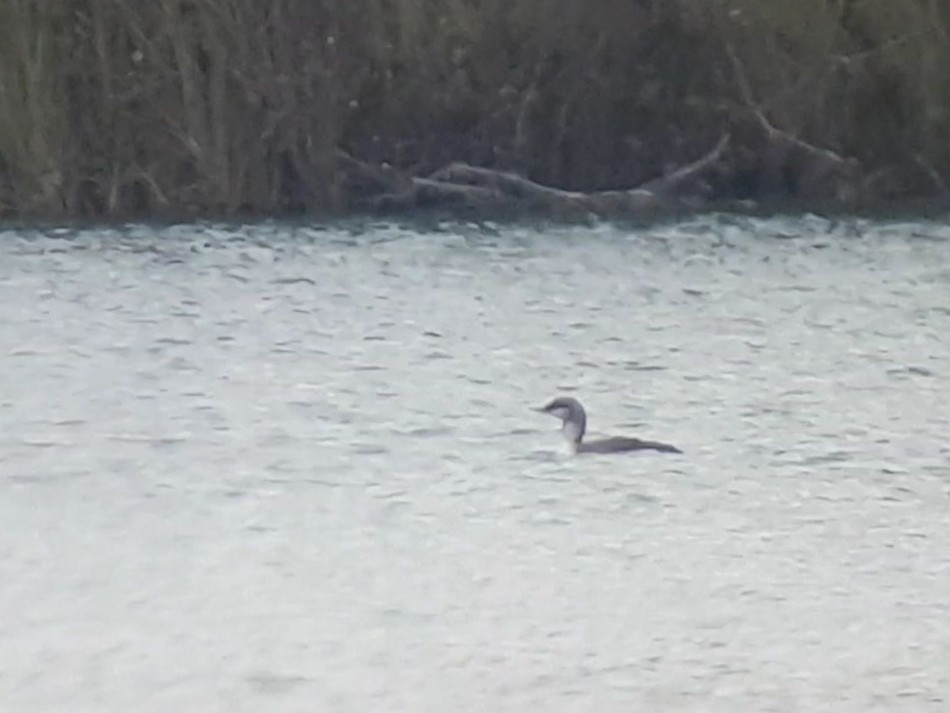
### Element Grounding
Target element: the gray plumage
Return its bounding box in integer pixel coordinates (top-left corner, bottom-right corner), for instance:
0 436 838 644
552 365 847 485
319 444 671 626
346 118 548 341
536 396 681 454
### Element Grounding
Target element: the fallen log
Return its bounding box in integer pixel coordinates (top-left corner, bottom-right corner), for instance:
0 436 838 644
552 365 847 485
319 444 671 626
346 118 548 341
337 134 731 220
724 41 863 207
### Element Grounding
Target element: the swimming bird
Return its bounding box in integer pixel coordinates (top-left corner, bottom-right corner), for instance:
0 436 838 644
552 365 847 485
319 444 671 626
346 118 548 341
536 396 681 454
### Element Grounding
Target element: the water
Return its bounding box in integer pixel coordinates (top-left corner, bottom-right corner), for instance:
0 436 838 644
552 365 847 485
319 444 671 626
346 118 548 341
1 216 948 712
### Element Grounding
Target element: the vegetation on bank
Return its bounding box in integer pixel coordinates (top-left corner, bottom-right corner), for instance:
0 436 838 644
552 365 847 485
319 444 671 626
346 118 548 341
1 0 948 220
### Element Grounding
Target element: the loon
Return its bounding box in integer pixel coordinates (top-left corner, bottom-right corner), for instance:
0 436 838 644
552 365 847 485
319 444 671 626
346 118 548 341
536 396 681 454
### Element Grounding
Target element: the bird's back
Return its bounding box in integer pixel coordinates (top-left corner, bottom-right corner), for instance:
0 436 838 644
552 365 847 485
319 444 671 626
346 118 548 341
577 436 681 454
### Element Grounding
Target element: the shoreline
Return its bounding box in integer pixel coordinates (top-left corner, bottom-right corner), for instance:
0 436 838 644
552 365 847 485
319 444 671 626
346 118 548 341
3 199 949 236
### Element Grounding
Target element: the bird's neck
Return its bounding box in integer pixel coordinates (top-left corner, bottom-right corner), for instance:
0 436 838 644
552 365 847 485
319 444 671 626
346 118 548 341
562 420 584 451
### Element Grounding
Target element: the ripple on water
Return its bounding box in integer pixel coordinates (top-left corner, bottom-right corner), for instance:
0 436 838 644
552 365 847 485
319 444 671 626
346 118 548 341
0 216 949 712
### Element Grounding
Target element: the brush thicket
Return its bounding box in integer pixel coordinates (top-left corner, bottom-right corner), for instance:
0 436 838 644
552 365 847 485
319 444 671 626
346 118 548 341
0 0 947 219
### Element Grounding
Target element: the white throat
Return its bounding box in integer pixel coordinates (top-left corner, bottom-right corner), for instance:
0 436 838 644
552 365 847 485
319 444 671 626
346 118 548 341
561 420 583 452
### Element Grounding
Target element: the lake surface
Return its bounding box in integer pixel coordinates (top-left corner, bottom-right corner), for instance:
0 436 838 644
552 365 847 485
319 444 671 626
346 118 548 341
1 215 948 712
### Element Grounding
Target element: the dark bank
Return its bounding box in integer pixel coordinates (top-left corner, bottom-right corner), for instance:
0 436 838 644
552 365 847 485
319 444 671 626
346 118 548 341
1 0 949 221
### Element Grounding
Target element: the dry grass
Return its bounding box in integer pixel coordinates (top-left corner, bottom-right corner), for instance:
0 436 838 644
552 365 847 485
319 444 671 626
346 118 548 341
0 0 948 219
